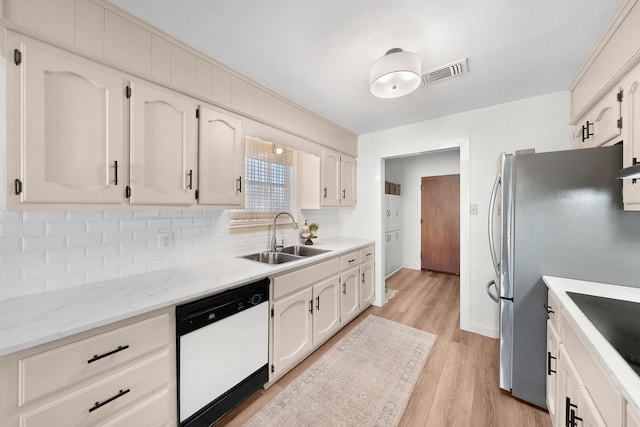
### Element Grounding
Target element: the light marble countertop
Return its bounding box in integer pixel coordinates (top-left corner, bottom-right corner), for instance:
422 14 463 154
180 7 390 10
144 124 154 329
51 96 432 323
543 275 640 415
0 237 374 357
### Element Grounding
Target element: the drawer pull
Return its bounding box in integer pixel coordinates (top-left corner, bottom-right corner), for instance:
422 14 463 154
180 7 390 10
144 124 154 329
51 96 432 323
89 388 130 413
547 351 557 375
543 303 554 319
87 345 130 364
348 259 356 264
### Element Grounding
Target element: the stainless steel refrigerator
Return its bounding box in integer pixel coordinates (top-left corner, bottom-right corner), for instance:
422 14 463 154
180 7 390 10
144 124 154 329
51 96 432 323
486 144 640 408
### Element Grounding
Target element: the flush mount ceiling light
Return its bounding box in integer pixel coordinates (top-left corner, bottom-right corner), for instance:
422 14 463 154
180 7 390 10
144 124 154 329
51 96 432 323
369 48 422 99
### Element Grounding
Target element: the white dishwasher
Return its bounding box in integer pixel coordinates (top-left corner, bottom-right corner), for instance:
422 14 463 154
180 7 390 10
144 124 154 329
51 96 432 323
176 278 269 426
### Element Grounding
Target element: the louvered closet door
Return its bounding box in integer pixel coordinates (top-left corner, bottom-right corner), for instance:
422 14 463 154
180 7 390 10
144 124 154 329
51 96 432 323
129 81 196 205
12 35 125 203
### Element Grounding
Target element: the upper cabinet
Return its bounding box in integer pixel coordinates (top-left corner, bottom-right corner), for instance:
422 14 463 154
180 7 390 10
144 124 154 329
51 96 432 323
569 0 640 211
197 107 245 208
6 33 126 207
320 148 356 208
129 81 197 205
621 62 640 210
572 87 622 149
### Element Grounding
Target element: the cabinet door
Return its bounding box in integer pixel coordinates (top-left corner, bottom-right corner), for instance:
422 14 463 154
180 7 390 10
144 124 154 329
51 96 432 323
384 195 392 231
392 230 402 272
312 275 340 345
622 64 640 208
627 404 640 427
589 88 622 147
321 148 341 207
384 232 393 276
340 267 359 324
547 321 560 427
197 107 244 207
129 81 196 205
359 260 375 308
272 287 313 378
340 154 356 206
7 34 125 204
558 346 606 427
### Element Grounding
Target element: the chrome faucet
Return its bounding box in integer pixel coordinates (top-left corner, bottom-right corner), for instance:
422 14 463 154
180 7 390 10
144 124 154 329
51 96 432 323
272 212 298 252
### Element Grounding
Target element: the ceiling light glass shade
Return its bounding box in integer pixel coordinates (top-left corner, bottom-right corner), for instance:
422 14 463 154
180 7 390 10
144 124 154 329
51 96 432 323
369 48 422 99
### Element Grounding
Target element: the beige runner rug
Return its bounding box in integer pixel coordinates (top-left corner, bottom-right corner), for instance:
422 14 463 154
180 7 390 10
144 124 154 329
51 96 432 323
243 315 437 427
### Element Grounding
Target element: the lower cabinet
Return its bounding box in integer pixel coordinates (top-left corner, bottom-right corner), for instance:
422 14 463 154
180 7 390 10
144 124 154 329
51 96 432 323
0 309 176 427
340 266 360 325
270 245 375 383
547 320 560 426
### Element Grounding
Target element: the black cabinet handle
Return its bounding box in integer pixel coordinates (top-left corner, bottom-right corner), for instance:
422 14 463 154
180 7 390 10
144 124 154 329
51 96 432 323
543 303 554 319
187 169 193 190
362 272 365 283
89 388 130 413
342 283 346 295
87 345 129 364
237 176 242 193
342 189 346 199
309 299 313 314
565 397 580 427
114 160 119 186
586 120 594 139
316 296 320 311
323 187 327 198
547 351 556 375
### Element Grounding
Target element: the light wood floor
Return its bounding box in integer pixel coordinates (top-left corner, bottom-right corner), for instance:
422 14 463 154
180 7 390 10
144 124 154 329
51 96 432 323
219 268 552 426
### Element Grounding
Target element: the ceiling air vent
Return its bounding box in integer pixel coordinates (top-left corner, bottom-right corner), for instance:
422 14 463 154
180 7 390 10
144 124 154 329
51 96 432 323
422 58 468 86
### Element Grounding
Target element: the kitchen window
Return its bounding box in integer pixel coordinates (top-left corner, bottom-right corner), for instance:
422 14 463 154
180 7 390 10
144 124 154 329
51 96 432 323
230 137 296 227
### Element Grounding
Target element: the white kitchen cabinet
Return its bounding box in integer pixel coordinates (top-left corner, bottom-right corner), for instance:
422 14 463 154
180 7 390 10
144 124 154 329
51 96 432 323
321 148 356 207
558 346 606 427
385 194 402 232
197 107 245 208
128 80 197 205
621 62 640 210
6 32 126 206
547 320 560 427
359 260 375 308
271 286 314 379
340 266 360 325
385 230 402 277
627 404 640 427
340 154 356 206
321 148 341 207
312 276 341 345
573 87 622 149
0 309 176 427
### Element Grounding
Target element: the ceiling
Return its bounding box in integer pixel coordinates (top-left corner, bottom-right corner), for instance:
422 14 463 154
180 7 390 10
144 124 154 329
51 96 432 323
108 0 624 135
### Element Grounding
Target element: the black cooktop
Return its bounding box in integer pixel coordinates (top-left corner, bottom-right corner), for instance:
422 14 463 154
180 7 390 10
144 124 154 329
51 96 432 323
567 292 640 376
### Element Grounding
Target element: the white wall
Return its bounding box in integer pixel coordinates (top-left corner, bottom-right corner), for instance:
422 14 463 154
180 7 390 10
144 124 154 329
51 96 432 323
340 91 572 338
0 208 339 301
386 150 460 270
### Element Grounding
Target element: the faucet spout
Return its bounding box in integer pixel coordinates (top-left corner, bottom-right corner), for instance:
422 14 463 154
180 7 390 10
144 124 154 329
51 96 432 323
272 212 298 252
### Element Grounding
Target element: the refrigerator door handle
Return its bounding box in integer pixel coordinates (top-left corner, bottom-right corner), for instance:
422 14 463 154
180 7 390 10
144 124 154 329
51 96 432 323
488 173 501 278
486 279 499 303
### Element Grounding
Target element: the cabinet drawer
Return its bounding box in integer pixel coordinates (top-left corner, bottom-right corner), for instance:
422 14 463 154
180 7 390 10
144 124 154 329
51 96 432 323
20 351 171 427
559 311 624 426
340 251 360 270
273 258 340 300
102 385 175 427
359 246 374 263
547 290 561 330
19 313 171 405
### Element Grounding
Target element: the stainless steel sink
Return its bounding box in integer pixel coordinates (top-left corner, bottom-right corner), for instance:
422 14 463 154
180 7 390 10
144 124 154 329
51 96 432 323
281 245 332 257
241 251 301 265
240 246 331 265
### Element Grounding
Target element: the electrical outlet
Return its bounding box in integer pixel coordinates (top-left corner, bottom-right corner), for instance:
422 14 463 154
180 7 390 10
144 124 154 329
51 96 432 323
470 204 478 215
159 232 174 249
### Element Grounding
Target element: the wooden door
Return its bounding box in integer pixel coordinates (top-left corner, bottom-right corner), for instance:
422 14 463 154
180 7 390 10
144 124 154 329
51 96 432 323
421 174 460 274
271 287 313 378
197 107 244 207
312 275 341 345
321 148 340 207
340 154 356 206
9 34 125 204
129 81 196 205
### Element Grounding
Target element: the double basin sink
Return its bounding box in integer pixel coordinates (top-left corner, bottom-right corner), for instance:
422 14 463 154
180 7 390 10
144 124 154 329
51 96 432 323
241 245 331 265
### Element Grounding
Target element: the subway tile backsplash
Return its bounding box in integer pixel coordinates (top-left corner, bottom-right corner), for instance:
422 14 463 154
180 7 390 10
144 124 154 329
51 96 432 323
0 209 338 301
